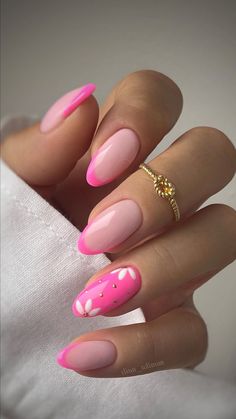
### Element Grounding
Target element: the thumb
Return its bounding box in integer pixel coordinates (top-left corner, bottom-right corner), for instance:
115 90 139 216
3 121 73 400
1 84 99 186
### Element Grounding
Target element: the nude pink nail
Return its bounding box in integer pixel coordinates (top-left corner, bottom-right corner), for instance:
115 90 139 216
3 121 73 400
57 340 117 371
77 199 142 255
40 83 96 133
86 129 140 186
72 266 141 317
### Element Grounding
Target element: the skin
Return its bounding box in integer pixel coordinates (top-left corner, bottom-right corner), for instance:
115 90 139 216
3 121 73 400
1 70 236 378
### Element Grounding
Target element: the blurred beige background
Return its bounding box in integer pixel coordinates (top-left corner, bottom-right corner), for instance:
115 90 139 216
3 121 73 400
1 0 236 382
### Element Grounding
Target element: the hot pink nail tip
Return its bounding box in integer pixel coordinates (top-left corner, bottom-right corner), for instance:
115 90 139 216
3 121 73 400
63 83 96 118
77 223 105 255
40 83 96 133
57 340 117 371
77 199 142 255
86 152 116 187
86 129 140 187
72 266 141 317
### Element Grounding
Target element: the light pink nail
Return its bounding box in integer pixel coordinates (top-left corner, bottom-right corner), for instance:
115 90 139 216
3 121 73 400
86 128 140 186
78 199 142 255
57 340 117 371
72 266 141 317
40 83 96 133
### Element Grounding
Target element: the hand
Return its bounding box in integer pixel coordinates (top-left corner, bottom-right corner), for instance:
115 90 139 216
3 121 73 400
2 70 236 378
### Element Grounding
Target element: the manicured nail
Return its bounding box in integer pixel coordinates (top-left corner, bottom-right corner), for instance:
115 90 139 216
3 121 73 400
72 266 141 317
40 83 96 133
78 199 142 255
57 340 117 371
86 128 140 186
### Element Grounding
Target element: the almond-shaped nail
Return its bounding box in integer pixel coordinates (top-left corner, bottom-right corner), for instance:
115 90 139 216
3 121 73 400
72 266 141 317
86 128 140 186
78 199 142 255
57 340 117 371
40 83 96 133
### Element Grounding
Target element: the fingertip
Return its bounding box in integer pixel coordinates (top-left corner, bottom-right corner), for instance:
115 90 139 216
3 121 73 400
1 84 99 187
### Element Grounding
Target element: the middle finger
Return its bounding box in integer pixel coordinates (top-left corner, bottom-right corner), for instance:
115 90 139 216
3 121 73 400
78 126 235 255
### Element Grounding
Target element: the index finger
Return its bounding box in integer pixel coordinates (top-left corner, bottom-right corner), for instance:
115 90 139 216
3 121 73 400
86 70 183 187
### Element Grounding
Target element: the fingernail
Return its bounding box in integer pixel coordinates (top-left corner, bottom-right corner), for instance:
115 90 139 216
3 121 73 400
72 266 141 317
78 199 142 255
86 128 140 186
57 340 117 371
40 83 96 133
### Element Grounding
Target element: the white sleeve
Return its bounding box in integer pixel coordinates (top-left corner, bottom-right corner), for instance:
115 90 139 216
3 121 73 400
1 118 236 419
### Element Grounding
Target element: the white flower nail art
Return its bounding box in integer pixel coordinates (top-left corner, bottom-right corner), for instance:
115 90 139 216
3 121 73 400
75 298 101 317
111 267 136 280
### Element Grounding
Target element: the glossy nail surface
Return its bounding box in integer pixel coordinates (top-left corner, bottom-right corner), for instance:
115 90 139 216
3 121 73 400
78 199 142 255
86 128 140 186
40 83 96 133
73 266 141 317
57 340 117 371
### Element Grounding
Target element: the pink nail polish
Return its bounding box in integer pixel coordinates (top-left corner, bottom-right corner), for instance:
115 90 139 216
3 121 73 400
78 199 142 255
40 83 96 133
72 266 141 317
57 340 117 371
86 129 140 186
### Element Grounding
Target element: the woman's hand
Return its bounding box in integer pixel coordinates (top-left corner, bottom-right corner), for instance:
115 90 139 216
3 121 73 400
2 70 236 377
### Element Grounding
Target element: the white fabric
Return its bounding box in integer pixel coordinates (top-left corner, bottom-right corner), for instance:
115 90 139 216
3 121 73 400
1 118 236 419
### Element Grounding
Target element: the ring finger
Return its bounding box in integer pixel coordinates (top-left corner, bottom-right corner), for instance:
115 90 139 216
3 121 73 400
73 204 236 318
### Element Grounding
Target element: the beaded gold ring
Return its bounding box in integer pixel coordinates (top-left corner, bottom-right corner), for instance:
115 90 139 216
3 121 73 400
139 163 180 222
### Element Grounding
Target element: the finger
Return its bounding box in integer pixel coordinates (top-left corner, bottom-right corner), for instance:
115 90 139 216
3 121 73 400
56 305 207 377
1 84 98 186
86 70 183 186
78 126 236 255
73 204 236 318
142 270 220 321
51 71 182 228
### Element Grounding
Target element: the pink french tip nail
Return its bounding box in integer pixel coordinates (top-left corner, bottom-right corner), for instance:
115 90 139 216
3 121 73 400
72 266 141 317
86 128 140 186
40 83 96 133
77 199 142 255
56 340 117 371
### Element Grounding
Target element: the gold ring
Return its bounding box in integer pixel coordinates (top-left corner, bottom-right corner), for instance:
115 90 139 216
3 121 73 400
139 163 180 222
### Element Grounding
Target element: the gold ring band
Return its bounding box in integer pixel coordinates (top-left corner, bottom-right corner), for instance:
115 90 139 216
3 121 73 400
139 163 180 222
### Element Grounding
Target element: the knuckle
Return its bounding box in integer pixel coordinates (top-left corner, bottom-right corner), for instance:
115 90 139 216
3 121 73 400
187 126 236 178
140 323 160 362
192 315 208 363
185 311 208 365
120 69 167 86
209 204 236 243
189 126 235 158
210 203 236 221
187 125 226 141
115 70 183 132
118 70 182 103
150 241 185 287
191 314 208 363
